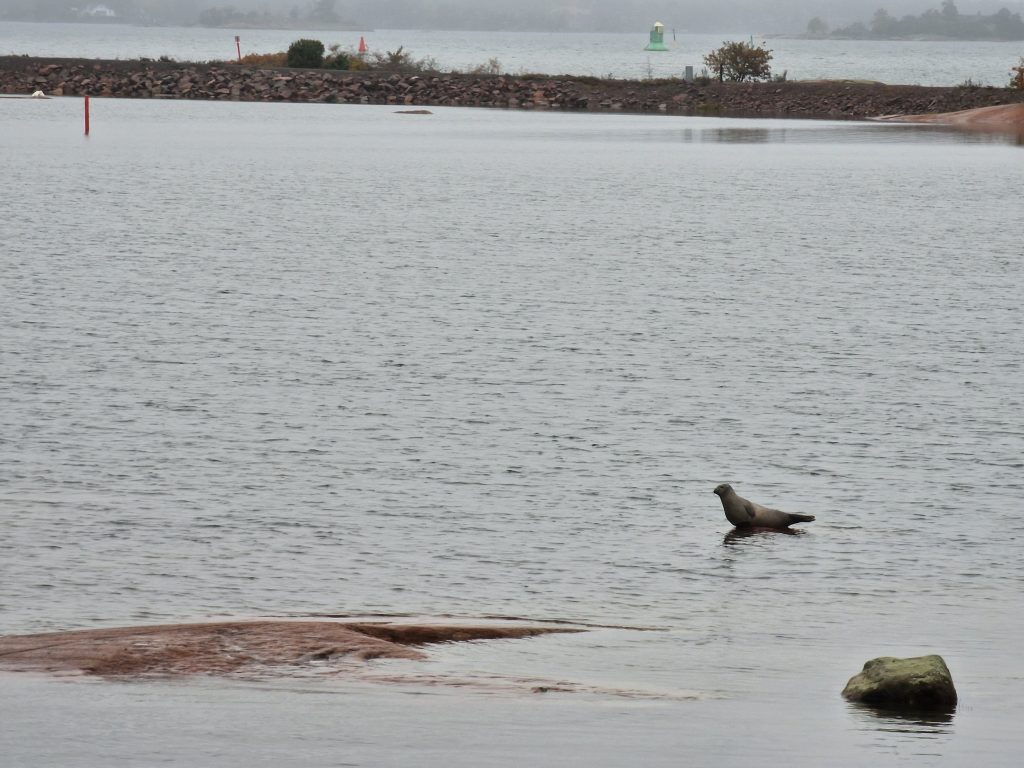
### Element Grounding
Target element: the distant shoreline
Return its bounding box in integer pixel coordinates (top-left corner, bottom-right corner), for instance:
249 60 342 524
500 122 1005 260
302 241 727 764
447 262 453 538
2 55 1022 124
194 24 369 32
781 34 1024 42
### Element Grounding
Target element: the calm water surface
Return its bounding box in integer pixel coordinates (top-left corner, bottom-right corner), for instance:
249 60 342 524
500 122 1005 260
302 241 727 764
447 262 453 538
0 98 1022 766
2 21 1022 85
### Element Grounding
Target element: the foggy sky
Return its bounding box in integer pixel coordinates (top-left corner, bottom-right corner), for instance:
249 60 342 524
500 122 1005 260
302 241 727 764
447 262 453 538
2 0 1023 33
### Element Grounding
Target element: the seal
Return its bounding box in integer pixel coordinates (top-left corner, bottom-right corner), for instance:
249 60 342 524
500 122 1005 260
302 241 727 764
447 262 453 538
713 483 815 528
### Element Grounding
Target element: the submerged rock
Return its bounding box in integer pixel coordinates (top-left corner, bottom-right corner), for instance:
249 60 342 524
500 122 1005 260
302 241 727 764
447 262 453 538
842 655 957 710
872 103 1024 138
0 619 581 680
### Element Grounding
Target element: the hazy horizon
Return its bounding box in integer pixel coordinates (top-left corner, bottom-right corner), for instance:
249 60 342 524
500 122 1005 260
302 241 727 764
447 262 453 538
2 0 1024 34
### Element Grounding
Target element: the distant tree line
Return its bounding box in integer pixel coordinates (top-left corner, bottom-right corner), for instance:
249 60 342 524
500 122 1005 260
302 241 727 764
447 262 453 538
0 0 205 24
0 0 909 36
0 0 351 27
1 0 127 22
198 1 356 29
808 2 1024 41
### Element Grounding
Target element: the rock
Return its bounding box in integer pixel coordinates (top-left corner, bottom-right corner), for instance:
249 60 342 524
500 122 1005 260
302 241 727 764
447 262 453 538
0 619 582 679
871 103 1024 138
1 55 1023 119
842 655 957 710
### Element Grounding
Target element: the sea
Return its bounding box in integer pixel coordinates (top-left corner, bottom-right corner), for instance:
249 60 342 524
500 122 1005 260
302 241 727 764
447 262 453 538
2 20 1024 85
1 20 1023 768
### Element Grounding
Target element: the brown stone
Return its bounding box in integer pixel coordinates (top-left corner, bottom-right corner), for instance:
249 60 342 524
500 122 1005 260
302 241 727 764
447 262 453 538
0 620 581 680
872 103 1024 137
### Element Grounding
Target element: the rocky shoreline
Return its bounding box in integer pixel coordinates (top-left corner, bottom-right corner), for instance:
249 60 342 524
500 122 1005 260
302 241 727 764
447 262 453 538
3 55 1023 120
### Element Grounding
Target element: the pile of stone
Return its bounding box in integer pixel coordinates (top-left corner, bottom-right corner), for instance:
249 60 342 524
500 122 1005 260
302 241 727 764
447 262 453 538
2 55 1022 120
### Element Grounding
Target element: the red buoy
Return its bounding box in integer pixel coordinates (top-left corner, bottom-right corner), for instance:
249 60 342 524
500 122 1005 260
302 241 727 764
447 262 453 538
358 36 367 55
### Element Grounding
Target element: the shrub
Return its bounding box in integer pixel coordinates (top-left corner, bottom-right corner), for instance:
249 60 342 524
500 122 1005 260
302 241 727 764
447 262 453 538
365 46 439 74
1011 58 1024 90
325 50 350 70
703 41 773 82
468 57 502 75
238 52 288 68
286 38 325 69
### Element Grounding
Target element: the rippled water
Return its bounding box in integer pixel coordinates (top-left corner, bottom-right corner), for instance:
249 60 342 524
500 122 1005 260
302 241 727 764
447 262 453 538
1 98 1022 766
2 21 1022 85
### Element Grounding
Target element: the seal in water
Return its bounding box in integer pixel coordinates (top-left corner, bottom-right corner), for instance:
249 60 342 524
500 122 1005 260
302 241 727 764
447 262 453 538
713 483 815 528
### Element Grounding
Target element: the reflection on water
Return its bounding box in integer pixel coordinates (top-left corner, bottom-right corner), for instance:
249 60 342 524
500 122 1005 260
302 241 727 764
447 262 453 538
722 527 807 546
844 702 957 763
663 124 1021 146
851 703 955 729
847 701 955 737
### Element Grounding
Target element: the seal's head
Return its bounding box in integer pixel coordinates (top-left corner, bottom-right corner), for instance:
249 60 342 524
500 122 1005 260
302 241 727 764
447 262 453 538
713 483 733 497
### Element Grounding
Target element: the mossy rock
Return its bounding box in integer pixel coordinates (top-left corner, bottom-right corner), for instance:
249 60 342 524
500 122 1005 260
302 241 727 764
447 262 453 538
842 655 957 710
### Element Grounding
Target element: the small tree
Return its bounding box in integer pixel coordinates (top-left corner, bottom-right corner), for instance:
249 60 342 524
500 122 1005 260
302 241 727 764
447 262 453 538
286 38 325 69
703 41 773 82
1011 57 1024 89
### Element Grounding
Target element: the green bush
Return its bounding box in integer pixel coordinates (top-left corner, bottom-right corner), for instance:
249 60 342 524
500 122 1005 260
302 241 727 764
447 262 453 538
286 38 325 69
703 41 773 82
325 52 350 70
322 44 350 70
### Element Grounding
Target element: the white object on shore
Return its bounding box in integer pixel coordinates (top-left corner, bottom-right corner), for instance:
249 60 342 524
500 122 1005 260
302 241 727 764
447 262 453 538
31 90 46 98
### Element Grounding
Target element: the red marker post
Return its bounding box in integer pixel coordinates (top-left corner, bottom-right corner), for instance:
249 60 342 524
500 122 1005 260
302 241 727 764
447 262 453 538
84 95 90 135
235 35 241 62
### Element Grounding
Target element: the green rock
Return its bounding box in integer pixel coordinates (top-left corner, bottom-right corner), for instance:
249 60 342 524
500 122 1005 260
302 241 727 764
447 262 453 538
842 655 957 710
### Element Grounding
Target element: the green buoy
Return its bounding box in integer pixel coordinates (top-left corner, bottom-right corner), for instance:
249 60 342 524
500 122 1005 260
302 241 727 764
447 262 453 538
644 22 669 51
